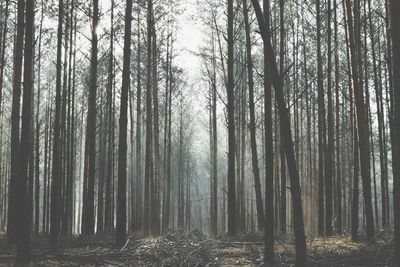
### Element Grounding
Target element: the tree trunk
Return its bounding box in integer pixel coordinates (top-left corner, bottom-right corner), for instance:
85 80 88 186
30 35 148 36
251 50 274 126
227 0 236 237
344 0 374 241
250 1 307 265
243 0 264 232
15 0 34 261
116 0 133 246
144 0 154 236
325 0 334 237
50 0 64 246
316 0 326 236
104 0 114 232
7 0 25 245
82 0 99 235
387 0 400 265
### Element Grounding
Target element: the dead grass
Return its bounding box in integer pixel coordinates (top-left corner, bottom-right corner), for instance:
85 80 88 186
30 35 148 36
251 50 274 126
0 230 395 266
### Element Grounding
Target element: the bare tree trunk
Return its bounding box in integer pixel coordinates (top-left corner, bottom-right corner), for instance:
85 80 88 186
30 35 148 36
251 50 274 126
387 0 400 264
104 0 114 232
151 14 160 236
344 0 374 241
316 0 326 236
250 1 307 265
144 0 154 236
262 0 274 261
81 0 99 235
227 0 236 237
325 0 334 236
279 0 286 234
243 0 264 232
14 0 34 261
135 2 142 231
333 0 342 234
116 0 133 246
34 1 44 234
7 0 25 245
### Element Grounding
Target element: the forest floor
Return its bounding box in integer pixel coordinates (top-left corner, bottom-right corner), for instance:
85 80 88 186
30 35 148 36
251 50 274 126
0 229 395 266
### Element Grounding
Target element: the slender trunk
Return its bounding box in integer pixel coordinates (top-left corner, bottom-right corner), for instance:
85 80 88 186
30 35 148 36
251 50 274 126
344 0 374 240
326 0 333 236
243 0 264 231
227 0 236 236
7 0 25 244
82 0 99 235
262 0 274 261
316 0 326 236
387 0 400 265
144 0 153 236
15 0 34 261
250 1 307 265
116 0 133 246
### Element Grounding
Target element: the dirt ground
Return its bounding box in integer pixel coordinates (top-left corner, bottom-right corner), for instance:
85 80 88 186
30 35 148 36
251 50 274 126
0 230 395 266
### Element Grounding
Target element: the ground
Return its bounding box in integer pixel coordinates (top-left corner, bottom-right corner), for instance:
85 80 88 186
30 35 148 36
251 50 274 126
0 230 395 266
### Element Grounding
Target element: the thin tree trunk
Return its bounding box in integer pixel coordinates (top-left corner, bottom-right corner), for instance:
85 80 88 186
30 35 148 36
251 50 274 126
116 0 133 246
344 0 374 241
15 0 34 261
227 0 236 237
82 0 99 235
387 0 400 265
243 0 264 232
250 1 307 265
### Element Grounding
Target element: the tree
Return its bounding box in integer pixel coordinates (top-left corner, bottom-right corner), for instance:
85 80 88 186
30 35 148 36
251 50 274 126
7 0 25 245
344 0 374 241
104 0 115 231
226 0 236 237
250 0 307 265
50 0 64 248
243 0 264 232
144 0 154 236
325 0 334 236
13 0 35 262
388 0 400 265
262 0 274 261
316 0 326 236
82 0 99 235
116 0 133 247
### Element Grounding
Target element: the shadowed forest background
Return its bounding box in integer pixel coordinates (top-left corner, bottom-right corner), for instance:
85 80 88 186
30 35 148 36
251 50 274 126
0 0 399 265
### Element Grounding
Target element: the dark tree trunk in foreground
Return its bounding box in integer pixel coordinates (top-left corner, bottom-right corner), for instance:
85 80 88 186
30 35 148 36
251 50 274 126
50 0 64 248
13 0 35 262
144 0 154 236
344 0 374 241
243 0 264 232
82 0 99 235
388 0 400 265
227 0 236 237
250 0 307 265
325 0 333 237
316 0 326 236
135 4 143 231
7 0 25 244
104 0 114 231
116 0 133 247
262 0 274 261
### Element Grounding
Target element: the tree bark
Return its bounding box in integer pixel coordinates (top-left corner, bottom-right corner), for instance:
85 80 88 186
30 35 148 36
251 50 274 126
344 0 374 241
116 0 133 246
250 1 307 265
387 0 400 265
227 0 236 237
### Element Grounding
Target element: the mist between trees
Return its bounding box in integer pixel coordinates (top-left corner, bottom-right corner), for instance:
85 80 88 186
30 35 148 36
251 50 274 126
0 0 399 266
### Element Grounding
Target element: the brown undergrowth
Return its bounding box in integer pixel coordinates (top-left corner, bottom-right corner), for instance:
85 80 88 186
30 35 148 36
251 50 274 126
0 230 395 266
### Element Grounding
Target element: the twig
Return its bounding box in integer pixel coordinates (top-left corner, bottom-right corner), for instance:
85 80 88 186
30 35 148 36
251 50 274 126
120 238 130 252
